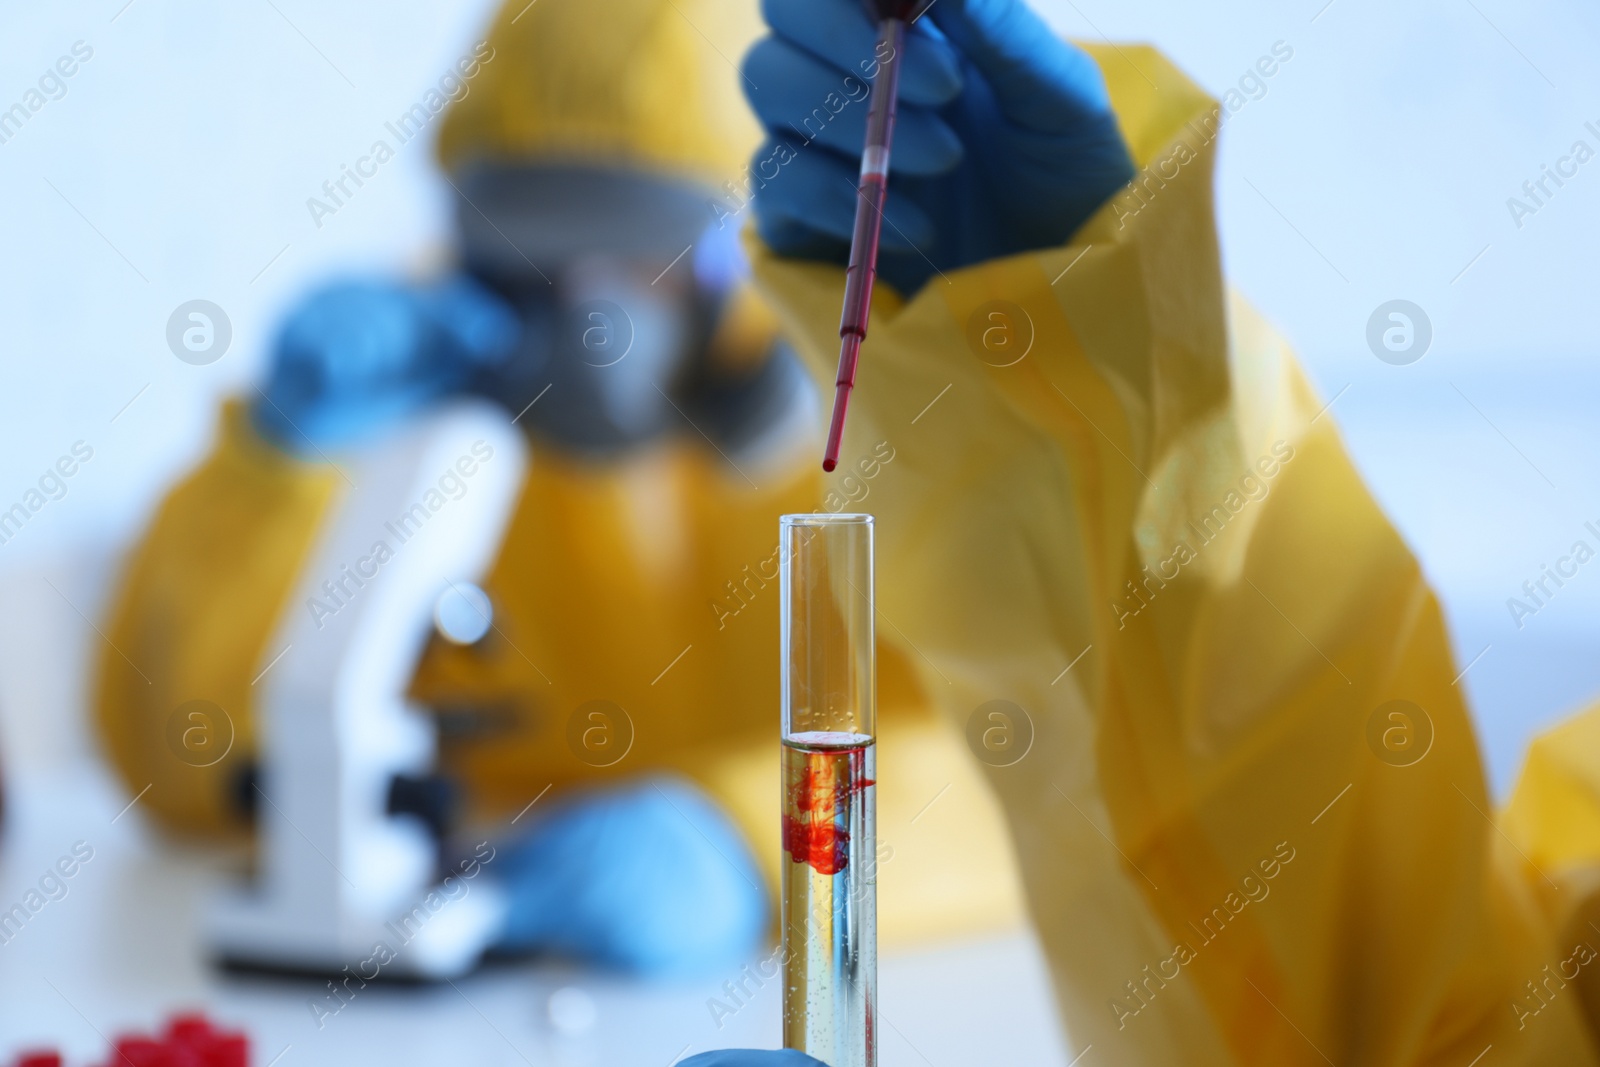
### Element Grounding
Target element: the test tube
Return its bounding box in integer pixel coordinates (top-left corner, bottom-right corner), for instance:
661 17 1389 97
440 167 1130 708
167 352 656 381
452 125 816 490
779 513 877 1067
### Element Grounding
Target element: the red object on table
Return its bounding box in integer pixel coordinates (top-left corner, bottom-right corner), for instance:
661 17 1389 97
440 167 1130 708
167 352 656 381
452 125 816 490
8 1011 248 1067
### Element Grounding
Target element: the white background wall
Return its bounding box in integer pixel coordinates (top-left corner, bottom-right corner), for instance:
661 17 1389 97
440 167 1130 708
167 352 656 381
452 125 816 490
0 0 1595 793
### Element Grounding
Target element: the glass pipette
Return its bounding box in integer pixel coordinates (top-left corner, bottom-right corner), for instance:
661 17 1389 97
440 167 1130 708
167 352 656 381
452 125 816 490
822 0 936 473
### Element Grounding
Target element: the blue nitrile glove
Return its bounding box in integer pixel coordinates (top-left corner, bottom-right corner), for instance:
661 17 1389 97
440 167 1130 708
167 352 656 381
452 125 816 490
681 1053 827 1067
492 777 768 977
741 0 1135 294
252 276 520 454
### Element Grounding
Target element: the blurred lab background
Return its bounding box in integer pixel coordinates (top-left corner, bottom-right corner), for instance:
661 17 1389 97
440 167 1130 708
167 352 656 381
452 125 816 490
0 0 1593 1063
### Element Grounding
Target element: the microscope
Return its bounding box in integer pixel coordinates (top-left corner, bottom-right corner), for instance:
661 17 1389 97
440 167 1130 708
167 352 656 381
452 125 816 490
209 401 525 979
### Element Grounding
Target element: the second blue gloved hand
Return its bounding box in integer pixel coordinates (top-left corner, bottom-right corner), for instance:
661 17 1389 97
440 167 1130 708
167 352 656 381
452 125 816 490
252 276 519 454
491 777 769 977
742 0 1135 295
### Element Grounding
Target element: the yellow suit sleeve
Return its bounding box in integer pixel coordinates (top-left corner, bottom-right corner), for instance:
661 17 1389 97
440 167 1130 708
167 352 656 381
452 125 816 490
94 401 338 837
748 42 1600 1066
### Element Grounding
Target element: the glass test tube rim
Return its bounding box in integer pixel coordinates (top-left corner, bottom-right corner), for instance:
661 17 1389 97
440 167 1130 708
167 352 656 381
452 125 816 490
779 512 875 743
781 513 874 527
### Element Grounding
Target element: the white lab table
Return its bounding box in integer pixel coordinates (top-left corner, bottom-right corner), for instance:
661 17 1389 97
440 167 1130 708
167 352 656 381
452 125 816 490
0 763 1071 1066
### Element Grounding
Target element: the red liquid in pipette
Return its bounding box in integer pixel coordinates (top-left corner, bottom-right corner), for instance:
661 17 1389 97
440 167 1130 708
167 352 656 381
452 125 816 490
822 1 935 472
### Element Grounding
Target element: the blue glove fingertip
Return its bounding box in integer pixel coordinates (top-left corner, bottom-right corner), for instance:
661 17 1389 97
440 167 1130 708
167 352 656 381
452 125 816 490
680 1051 829 1067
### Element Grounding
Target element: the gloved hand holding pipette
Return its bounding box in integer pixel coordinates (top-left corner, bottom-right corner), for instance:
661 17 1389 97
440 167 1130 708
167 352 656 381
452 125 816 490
744 0 1135 468
742 0 1135 296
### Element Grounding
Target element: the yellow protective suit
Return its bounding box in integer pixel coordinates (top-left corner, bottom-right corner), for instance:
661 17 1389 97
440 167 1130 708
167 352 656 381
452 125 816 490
746 37 1600 1067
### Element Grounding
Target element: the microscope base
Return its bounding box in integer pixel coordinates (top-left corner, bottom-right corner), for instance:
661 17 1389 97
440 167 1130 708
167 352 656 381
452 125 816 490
209 879 509 981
